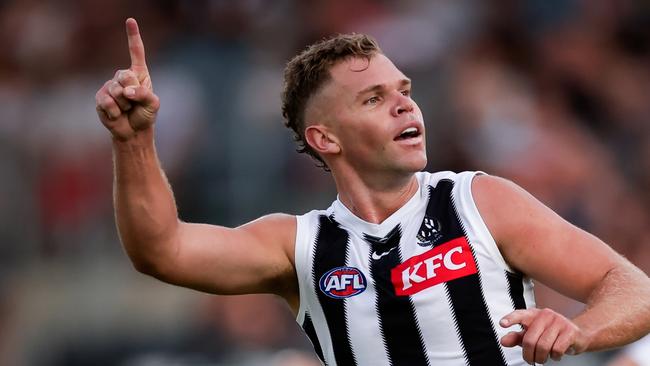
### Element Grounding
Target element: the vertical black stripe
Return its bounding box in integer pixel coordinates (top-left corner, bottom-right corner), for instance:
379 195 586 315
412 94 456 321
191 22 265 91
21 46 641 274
506 271 527 310
312 215 356 366
365 225 430 366
425 180 507 366
444 275 507 365
302 312 325 364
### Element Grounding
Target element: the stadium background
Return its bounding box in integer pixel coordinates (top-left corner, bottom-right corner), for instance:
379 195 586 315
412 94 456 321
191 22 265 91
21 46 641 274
1 0 649 365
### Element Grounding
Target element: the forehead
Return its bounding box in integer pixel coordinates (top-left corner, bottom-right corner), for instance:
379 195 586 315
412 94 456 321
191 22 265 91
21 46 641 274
327 54 407 94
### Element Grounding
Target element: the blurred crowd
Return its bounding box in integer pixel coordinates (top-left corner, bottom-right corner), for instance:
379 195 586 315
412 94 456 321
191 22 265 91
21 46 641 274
0 0 648 365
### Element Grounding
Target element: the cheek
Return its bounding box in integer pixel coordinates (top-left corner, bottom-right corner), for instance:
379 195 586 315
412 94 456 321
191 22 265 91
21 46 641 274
356 124 390 150
342 129 371 152
336 112 393 153
339 128 382 160
337 116 372 140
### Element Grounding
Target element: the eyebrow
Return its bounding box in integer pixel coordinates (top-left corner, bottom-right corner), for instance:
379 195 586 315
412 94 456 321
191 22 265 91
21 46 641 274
356 78 412 100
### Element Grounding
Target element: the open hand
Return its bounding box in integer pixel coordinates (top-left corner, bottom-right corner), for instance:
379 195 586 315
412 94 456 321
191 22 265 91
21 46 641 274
95 18 159 141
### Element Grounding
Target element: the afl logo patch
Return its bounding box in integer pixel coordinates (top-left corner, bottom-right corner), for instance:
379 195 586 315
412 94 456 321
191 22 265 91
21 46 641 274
319 266 367 299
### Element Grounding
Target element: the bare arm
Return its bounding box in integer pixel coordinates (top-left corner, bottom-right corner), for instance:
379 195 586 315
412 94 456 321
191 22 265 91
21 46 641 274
472 175 650 364
95 19 298 308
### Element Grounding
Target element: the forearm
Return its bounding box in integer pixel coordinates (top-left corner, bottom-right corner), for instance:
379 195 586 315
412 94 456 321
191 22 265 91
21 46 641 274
573 262 650 351
112 128 180 273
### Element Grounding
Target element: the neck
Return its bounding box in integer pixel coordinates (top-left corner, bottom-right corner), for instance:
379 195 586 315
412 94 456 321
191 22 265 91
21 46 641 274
332 167 419 224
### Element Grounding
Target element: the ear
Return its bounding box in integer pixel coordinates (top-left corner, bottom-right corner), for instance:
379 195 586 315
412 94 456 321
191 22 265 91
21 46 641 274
305 124 341 156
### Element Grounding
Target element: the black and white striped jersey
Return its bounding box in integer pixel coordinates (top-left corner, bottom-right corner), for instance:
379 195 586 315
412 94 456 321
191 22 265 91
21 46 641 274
294 171 535 366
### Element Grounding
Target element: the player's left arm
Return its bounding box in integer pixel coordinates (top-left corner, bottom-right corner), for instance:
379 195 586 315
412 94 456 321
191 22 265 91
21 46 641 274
472 174 650 365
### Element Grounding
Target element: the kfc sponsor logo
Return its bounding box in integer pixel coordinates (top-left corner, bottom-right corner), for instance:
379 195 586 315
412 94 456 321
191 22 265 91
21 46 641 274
319 266 367 299
391 237 478 296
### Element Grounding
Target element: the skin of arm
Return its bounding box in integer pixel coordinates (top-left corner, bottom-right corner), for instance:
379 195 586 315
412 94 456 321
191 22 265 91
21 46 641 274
112 132 298 299
96 19 299 312
472 174 650 364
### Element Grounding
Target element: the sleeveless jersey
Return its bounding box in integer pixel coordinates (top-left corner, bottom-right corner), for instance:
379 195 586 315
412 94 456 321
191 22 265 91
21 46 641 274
294 171 536 366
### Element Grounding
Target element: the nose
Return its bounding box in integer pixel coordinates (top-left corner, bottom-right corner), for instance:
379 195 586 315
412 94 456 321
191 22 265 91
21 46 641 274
391 93 414 117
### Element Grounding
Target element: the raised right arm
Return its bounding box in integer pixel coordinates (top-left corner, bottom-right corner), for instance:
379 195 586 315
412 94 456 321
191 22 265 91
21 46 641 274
95 19 298 307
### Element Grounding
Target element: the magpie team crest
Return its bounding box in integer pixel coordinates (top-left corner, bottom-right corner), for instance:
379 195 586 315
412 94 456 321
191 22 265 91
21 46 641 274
416 215 443 246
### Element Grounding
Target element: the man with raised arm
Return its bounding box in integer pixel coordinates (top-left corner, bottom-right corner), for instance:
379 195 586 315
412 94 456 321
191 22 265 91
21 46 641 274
95 18 650 365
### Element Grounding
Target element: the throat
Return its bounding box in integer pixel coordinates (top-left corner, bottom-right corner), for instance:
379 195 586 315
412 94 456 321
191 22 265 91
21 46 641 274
338 175 420 224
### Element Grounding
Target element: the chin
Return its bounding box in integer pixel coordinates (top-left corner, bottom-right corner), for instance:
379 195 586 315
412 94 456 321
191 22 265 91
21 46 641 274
413 150 428 169
399 154 428 173
413 159 428 172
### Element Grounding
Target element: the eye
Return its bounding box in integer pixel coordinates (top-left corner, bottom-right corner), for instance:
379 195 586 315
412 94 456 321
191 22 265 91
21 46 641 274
365 96 380 105
401 89 411 97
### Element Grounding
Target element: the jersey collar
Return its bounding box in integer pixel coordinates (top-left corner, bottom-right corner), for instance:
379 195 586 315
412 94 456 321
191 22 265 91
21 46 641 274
331 172 427 237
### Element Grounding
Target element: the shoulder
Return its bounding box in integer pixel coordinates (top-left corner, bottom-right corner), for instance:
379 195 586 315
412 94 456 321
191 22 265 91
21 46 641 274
417 170 483 189
238 209 332 259
470 174 539 226
471 174 520 201
293 208 334 248
294 200 339 227
469 173 625 302
239 212 296 230
237 213 297 254
469 174 536 244
469 174 545 274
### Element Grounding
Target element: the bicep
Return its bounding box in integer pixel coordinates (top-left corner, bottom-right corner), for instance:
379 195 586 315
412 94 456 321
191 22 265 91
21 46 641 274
473 175 623 302
155 214 297 297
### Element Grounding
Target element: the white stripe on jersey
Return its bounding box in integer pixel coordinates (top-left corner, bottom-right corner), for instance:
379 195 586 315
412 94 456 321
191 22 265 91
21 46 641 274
345 240 388 365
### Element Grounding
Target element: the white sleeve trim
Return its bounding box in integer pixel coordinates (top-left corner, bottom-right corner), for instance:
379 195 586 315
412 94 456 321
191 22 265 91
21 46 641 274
457 171 515 273
294 212 312 324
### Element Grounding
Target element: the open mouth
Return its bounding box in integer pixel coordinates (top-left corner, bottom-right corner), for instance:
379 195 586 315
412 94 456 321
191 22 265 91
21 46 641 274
394 127 421 141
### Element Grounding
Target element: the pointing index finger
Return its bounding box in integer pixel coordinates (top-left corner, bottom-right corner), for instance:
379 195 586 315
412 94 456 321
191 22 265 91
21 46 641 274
500 309 536 328
125 18 147 70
